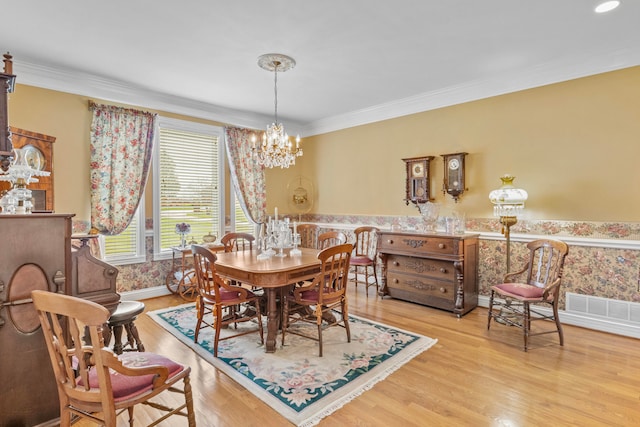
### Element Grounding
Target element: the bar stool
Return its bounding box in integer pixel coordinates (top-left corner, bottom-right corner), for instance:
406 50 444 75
107 300 146 354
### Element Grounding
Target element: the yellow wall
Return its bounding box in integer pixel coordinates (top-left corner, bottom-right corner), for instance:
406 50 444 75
268 66 640 222
7 85 230 222
7 66 640 223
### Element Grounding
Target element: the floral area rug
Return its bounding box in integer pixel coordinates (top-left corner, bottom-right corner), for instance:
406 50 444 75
148 303 437 427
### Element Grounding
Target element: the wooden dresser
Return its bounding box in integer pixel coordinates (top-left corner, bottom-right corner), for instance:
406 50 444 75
378 230 479 317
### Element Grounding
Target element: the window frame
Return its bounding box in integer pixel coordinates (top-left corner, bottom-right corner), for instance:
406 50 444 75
102 199 146 265
152 116 225 261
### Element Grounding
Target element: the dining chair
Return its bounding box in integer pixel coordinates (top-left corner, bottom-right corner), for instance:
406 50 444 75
220 232 255 252
317 230 347 249
296 223 320 249
487 239 569 351
30 290 195 427
281 243 353 356
191 244 264 356
350 226 380 296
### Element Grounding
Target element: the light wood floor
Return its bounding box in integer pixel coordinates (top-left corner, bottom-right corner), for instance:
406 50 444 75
92 285 640 426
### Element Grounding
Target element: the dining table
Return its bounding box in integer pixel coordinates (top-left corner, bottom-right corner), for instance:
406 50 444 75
212 247 321 352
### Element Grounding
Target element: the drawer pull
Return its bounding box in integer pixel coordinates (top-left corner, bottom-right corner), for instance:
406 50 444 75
393 261 399 267
440 287 446 293
440 268 446 273
393 278 399 284
387 239 394 245
438 243 445 249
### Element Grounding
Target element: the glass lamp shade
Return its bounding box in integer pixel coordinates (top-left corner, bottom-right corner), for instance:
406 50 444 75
489 174 528 218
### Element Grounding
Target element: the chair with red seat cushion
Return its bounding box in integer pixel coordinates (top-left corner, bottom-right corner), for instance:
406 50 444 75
281 243 353 356
191 244 263 356
487 239 569 351
350 226 379 296
30 290 195 427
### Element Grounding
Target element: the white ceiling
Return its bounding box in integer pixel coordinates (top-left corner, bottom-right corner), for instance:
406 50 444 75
2 1 639 136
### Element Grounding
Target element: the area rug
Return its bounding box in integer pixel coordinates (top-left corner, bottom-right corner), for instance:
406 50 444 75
148 303 437 427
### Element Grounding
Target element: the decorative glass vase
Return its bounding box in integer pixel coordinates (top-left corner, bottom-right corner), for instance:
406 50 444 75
416 202 440 232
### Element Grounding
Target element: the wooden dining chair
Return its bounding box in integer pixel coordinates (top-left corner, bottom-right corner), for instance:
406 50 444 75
281 243 353 356
30 290 195 427
220 232 255 252
487 239 569 351
350 226 380 296
296 223 320 249
317 230 347 249
191 244 264 356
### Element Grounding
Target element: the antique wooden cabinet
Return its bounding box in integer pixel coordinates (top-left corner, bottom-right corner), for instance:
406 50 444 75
0 214 73 426
0 127 56 212
378 230 479 317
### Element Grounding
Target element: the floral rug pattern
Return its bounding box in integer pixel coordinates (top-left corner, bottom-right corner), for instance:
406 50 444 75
148 303 437 427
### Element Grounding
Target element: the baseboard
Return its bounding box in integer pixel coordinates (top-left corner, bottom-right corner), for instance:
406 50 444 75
120 286 171 302
479 295 640 339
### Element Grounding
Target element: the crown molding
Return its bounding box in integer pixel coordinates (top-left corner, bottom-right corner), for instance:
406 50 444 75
302 48 640 136
13 48 640 138
13 60 303 132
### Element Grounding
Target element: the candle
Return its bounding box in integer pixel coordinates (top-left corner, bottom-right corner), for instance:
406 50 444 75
251 134 256 149
296 135 300 148
275 207 278 222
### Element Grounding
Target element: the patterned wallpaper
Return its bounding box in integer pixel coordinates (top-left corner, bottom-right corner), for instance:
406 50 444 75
73 215 640 307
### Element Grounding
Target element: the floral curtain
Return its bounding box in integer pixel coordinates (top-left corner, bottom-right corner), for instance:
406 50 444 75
89 102 156 235
224 126 266 225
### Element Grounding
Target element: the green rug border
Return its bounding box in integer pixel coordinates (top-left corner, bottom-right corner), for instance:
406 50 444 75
148 303 437 427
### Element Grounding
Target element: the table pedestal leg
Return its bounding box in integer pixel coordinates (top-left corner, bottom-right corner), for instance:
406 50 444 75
265 287 278 352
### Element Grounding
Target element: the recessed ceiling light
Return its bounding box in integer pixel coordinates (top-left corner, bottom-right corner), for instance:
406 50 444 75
595 1 621 13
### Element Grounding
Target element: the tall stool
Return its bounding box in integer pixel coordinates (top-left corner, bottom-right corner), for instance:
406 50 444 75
106 300 146 354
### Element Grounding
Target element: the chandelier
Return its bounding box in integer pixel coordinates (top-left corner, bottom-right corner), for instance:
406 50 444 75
253 53 302 169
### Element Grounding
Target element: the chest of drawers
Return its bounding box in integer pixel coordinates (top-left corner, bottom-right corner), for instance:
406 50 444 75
378 231 479 317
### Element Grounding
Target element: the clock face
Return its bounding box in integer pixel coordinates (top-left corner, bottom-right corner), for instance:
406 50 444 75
22 144 46 171
411 163 424 177
448 158 460 171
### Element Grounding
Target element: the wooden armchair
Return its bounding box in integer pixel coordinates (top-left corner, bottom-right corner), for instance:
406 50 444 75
191 244 264 356
281 243 353 356
30 290 195 426
487 239 569 351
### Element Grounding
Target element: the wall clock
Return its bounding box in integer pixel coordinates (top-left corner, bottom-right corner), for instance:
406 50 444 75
441 152 467 202
402 156 433 205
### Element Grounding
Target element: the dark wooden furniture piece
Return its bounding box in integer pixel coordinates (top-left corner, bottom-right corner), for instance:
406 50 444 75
6 127 56 211
213 247 321 352
31 290 196 426
191 244 263 357
105 300 146 354
1 53 16 164
402 155 434 205
487 239 569 351
0 214 73 427
71 235 120 313
378 230 479 317
281 243 353 356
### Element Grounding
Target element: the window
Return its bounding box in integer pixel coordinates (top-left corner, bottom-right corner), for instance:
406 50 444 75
153 117 224 259
103 202 146 265
232 188 257 234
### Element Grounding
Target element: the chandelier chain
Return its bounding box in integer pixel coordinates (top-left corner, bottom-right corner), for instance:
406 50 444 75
253 54 302 169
